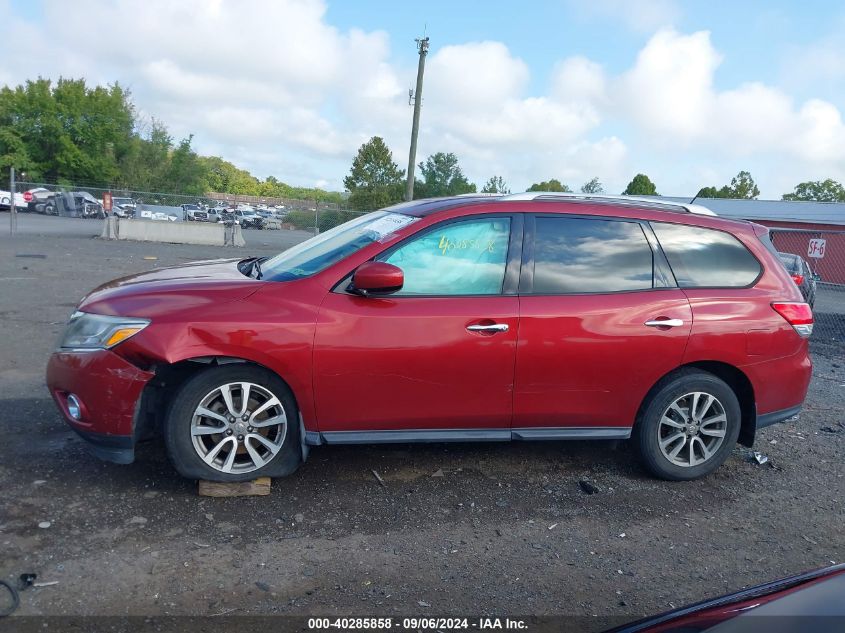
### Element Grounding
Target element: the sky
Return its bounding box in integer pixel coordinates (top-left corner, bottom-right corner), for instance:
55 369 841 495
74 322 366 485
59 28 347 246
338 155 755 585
2 0 845 198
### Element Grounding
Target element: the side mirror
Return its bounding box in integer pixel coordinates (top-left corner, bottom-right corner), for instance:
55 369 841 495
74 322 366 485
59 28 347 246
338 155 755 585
812 273 822 282
351 261 404 296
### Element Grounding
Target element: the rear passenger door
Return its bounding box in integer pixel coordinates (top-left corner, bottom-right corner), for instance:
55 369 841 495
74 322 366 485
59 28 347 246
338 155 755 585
513 215 692 436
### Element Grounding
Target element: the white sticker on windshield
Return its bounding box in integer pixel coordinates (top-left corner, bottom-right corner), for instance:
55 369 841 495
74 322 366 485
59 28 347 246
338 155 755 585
366 213 419 241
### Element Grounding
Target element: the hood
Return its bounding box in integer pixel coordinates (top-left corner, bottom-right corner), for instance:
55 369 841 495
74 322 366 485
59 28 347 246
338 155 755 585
78 258 261 318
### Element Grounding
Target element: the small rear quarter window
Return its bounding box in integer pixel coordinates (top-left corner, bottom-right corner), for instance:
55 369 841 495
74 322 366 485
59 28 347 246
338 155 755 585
652 222 761 288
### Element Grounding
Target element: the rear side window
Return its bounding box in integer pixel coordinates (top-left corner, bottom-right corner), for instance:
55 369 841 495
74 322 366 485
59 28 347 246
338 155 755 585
652 223 761 288
532 217 654 294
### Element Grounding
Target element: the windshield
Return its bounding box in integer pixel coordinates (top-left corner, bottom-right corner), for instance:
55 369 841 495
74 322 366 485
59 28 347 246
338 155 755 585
260 211 419 282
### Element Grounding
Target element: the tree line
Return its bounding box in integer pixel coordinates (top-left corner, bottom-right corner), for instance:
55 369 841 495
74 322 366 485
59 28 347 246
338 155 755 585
0 78 343 203
344 136 845 208
2 78 843 208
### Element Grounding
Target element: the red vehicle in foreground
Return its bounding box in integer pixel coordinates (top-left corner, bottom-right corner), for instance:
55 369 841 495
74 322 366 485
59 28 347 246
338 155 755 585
46 194 812 482
609 563 845 632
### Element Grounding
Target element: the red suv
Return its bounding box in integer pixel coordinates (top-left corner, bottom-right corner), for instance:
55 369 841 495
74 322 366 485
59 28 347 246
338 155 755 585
46 194 813 482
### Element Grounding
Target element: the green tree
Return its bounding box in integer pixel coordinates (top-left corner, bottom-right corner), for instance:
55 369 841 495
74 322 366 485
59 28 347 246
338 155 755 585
118 120 173 191
0 128 35 174
162 136 206 195
0 78 135 186
527 179 571 192
580 177 604 194
727 170 760 199
696 170 759 199
0 75 351 203
622 173 658 196
695 185 728 198
414 152 476 198
343 136 405 211
480 175 510 194
782 179 845 202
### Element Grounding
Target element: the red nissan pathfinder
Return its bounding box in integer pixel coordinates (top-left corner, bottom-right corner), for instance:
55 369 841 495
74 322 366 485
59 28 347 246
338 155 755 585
46 194 813 482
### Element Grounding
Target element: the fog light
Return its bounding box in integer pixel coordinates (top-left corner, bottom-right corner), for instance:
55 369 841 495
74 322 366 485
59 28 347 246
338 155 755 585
67 394 82 420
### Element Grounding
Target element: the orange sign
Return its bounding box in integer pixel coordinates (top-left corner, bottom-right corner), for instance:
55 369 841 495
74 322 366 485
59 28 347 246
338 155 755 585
103 192 112 211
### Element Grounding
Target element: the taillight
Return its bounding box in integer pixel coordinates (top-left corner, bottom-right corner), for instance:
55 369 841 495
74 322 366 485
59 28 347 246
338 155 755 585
791 274 804 285
772 302 813 338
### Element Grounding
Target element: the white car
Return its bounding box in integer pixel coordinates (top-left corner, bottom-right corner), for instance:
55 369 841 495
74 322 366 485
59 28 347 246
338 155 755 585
0 190 27 210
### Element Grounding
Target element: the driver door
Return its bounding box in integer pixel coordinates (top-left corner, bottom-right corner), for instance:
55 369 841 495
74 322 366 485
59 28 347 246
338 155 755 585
312 214 521 438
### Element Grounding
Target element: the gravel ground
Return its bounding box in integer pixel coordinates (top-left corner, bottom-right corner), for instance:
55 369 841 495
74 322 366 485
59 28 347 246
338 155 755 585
1 215 843 626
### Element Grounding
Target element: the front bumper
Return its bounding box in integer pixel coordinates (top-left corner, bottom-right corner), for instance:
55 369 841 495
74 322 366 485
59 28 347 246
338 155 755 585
69 428 136 464
46 349 154 463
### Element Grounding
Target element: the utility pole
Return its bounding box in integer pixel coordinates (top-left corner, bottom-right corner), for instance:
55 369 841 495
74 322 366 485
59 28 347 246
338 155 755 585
404 35 429 201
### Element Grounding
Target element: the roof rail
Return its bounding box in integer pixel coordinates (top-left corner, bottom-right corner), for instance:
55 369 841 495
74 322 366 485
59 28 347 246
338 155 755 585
497 192 716 216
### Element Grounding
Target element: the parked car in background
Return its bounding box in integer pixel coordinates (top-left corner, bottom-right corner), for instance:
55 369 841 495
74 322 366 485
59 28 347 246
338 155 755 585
50 191 104 218
777 252 818 308
25 188 57 214
218 210 239 225
111 197 137 218
234 209 264 229
0 190 27 211
182 204 205 221
47 193 812 483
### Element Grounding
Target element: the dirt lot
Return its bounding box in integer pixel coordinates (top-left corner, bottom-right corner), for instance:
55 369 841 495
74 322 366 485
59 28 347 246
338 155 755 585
1 214 843 628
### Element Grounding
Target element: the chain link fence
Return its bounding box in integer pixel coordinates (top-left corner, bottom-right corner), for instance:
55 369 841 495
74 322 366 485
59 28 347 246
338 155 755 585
770 228 845 347
3 180 367 232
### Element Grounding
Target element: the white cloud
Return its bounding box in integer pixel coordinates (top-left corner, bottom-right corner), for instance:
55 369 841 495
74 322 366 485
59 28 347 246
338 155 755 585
610 29 845 193
618 30 719 140
0 1 843 197
410 42 618 188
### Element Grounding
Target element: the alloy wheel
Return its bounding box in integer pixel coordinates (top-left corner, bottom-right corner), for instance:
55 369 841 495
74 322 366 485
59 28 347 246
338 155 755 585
657 392 728 468
190 382 287 474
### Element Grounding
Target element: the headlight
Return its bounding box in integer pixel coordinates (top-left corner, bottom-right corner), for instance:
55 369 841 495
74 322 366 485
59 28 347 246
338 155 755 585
59 311 150 350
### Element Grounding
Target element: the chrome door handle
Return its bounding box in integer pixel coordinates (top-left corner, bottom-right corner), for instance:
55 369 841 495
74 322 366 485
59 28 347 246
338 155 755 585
644 319 684 328
467 323 509 333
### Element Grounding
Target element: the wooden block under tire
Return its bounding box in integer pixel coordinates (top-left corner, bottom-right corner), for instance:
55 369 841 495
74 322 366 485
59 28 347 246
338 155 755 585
198 477 271 497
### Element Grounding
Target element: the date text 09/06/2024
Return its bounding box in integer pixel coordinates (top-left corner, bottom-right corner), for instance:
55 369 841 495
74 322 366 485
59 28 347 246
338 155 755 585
307 617 528 630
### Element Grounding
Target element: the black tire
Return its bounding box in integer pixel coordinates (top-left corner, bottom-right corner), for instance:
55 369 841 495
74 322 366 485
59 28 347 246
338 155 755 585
634 369 741 481
164 365 301 482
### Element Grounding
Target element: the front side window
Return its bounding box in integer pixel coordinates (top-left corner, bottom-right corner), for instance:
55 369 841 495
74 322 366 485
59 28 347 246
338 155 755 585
379 217 511 295
261 211 418 281
652 222 761 288
532 217 654 294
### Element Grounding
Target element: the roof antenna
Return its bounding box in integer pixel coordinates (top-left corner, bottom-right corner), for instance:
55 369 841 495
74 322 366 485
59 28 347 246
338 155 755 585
689 193 699 205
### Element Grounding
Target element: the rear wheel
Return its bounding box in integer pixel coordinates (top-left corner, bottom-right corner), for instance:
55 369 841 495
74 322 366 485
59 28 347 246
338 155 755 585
164 365 301 482
634 370 740 480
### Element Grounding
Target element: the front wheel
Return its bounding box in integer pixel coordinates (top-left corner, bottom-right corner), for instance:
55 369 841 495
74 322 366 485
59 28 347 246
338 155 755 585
634 370 741 481
164 365 301 482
